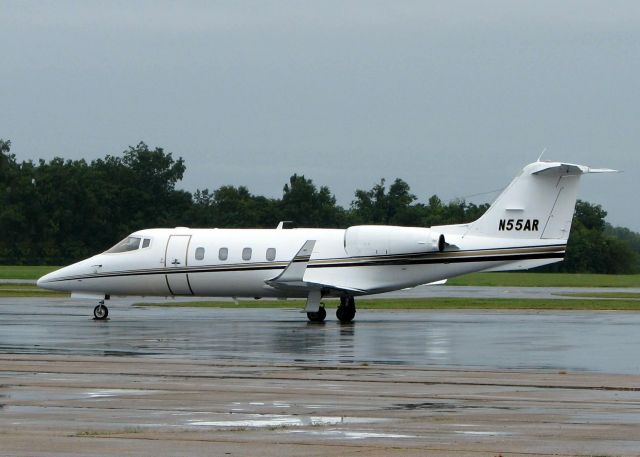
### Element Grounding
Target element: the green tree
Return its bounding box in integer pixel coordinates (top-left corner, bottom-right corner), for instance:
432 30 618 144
545 201 636 273
604 225 640 272
351 179 388 224
280 174 344 227
1 138 638 274
188 185 279 228
88 142 192 248
350 178 419 225
386 179 419 225
0 139 14 177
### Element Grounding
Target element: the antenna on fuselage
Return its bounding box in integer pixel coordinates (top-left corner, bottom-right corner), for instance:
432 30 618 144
537 147 547 162
276 221 293 229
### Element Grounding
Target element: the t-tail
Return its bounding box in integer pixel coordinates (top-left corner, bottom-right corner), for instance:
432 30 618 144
468 161 616 240
457 161 616 271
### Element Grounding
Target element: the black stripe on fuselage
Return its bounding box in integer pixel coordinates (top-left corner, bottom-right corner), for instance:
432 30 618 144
42 244 565 284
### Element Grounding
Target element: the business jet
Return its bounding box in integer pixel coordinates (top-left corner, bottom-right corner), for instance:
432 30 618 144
37 160 614 322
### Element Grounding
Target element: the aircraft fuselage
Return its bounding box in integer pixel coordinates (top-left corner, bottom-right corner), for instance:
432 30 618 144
38 226 564 298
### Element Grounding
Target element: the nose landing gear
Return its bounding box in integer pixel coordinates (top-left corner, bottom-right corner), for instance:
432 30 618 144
93 300 109 320
306 305 326 323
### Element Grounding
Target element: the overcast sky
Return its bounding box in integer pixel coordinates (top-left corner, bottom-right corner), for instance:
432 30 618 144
2 1 638 229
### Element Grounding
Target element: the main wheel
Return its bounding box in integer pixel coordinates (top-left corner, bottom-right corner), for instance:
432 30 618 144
93 303 109 320
336 296 356 323
307 306 326 323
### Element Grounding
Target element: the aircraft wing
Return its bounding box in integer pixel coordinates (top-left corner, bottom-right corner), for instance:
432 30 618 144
303 281 369 296
265 240 316 290
266 240 369 295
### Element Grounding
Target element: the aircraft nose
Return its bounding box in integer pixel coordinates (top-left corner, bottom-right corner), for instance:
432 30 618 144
36 259 99 291
37 271 56 289
37 267 72 291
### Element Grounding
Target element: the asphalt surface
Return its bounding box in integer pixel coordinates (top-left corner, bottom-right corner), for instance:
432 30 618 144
1 297 640 373
2 355 640 456
2 296 640 456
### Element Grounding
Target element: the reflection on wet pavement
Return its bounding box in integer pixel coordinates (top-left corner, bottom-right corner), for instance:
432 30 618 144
187 415 388 428
285 429 415 439
1 297 640 374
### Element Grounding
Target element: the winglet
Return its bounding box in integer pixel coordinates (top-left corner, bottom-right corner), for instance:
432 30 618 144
266 240 316 288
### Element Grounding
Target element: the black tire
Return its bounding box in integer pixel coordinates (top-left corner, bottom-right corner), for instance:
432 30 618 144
307 306 326 323
336 296 356 323
93 304 109 320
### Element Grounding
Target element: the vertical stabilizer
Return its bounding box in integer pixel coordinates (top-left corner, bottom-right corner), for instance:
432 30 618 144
467 162 615 240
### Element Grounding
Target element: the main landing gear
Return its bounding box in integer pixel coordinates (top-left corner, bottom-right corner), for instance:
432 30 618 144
336 296 356 323
306 296 357 323
93 300 109 320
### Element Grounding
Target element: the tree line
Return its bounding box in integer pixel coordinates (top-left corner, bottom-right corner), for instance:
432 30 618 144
1 139 638 273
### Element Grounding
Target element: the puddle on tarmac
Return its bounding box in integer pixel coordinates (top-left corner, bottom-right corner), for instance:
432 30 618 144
2 388 163 403
231 401 291 411
85 389 161 398
389 401 513 411
455 430 510 436
286 429 414 439
187 414 388 428
572 411 640 424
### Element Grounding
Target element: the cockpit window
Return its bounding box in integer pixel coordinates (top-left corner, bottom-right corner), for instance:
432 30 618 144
142 238 151 248
106 236 142 253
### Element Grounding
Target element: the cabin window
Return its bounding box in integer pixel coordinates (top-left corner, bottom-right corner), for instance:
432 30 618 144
218 247 228 261
242 247 252 261
195 247 205 260
266 248 276 261
105 236 141 253
142 238 151 248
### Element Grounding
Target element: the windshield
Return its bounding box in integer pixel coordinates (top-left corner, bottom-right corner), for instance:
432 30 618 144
106 236 141 253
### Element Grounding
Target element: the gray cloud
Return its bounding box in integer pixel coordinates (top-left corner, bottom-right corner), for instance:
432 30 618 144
1 1 637 227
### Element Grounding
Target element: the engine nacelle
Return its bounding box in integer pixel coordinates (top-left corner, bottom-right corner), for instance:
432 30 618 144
344 225 445 257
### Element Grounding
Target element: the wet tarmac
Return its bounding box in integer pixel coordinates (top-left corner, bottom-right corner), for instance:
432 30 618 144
2 355 640 456
2 297 640 456
1 297 640 374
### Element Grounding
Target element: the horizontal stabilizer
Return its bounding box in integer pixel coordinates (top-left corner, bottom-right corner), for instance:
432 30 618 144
532 162 617 176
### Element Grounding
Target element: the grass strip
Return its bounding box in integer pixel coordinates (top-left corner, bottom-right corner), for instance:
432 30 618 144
0 265 59 280
0 284 68 297
134 297 640 311
447 272 640 288
555 292 640 299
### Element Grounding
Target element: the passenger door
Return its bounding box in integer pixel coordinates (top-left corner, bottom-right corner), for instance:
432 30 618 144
164 235 193 295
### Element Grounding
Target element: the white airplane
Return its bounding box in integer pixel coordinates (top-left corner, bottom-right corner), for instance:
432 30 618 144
37 161 614 322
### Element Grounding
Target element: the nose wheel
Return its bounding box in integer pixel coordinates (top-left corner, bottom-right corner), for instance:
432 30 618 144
306 305 326 323
93 300 109 320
